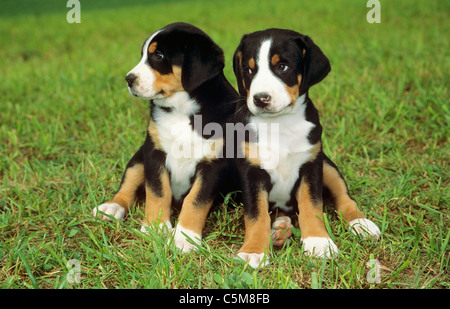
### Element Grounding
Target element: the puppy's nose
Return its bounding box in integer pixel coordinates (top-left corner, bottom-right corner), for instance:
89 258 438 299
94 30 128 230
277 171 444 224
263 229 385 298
253 92 272 108
125 73 137 87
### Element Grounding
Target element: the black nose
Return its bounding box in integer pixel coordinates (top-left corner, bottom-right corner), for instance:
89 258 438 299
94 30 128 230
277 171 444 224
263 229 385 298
125 74 136 87
253 92 272 108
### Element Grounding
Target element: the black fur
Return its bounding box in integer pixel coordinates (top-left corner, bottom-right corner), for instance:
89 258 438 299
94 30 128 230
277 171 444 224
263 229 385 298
109 23 241 223
232 28 332 221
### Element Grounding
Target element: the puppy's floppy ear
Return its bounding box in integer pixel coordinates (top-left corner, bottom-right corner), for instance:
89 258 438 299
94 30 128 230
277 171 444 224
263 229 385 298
181 34 225 93
296 35 331 95
233 37 246 96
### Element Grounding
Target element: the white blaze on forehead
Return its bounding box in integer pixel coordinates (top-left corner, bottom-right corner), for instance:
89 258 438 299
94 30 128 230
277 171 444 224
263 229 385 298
256 39 272 74
248 39 291 114
142 30 163 62
129 29 162 73
251 39 273 94
127 29 163 99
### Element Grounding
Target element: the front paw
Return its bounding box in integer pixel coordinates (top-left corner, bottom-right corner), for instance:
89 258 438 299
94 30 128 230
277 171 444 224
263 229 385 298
172 224 202 253
302 237 338 259
349 218 381 239
92 203 125 222
236 252 269 268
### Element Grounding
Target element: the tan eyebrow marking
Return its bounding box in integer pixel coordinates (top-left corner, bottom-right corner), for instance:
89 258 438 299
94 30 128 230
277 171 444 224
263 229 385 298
148 42 158 54
248 58 255 70
271 54 280 66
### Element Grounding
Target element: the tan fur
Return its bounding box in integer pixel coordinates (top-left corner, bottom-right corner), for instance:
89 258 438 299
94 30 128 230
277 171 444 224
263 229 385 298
147 120 162 150
271 54 280 66
148 42 158 54
236 51 249 95
177 175 214 235
107 163 144 211
151 65 184 97
241 141 260 166
236 51 243 64
323 162 366 222
238 190 271 254
287 74 303 106
203 139 225 162
285 84 299 104
248 58 255 70
144 168 172 225
296 180 329 238
308 142 322 162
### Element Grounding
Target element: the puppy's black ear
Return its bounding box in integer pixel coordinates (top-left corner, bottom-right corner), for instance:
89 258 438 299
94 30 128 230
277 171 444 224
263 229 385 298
233 37 246 96
297 35 331 95
181 34 225 93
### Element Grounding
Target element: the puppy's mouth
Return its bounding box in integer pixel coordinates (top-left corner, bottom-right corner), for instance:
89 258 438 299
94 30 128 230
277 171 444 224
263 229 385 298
250 104 293 117
127 87 138 97
261 108 283 114
127 87 165 100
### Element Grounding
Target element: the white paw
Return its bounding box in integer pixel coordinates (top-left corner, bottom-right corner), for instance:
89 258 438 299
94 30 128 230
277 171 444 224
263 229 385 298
302 237 338 259
92 203 125 221
236 252 269 268
349 218 381 239
140 221 173 235
172 224 202 253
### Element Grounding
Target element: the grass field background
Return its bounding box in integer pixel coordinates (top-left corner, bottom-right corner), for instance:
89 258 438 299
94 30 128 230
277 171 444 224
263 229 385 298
0 0 448 289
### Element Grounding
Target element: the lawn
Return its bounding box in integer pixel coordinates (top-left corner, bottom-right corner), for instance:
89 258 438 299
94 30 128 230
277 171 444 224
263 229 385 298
0 0 448 289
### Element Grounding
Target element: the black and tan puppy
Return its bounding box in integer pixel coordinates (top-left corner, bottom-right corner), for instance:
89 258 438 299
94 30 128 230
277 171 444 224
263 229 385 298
93 22 239 252
233 29 381 267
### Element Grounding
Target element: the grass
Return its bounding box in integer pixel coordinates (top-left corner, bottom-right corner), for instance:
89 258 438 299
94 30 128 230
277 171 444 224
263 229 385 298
0 0 448 289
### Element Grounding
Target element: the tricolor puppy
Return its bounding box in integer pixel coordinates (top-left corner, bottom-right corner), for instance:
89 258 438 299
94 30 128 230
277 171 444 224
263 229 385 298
233 29 381 267
93 22 239 252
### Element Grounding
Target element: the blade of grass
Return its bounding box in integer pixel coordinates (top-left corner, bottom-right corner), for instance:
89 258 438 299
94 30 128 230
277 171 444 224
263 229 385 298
16 249 38 289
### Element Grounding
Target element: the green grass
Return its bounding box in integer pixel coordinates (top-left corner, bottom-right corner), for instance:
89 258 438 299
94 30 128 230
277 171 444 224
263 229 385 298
0 0 448 289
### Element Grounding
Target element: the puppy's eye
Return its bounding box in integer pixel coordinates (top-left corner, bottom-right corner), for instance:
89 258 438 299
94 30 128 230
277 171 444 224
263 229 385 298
278 63 289 72
246 67 254 75
153 51 165 60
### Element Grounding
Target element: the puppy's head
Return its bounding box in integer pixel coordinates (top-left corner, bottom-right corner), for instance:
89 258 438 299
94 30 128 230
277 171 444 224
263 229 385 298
233 29 330 116
126 22 224 100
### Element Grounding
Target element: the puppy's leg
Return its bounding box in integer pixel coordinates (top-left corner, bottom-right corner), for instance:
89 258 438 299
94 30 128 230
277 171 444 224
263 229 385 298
93 147 144 222
323 156 381 239
236 166 272 268
238 190 271 268
297 159 338 259
172 161 223 253
141 149 172 233
172 175 211 252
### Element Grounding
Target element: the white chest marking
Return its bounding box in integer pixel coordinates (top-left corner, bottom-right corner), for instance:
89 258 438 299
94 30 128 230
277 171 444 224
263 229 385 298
153 93 220 200
250 95 315 208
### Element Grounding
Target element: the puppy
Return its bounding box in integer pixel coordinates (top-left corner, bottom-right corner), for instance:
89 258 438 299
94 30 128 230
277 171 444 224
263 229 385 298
233 28 381 267
93 22 239 252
